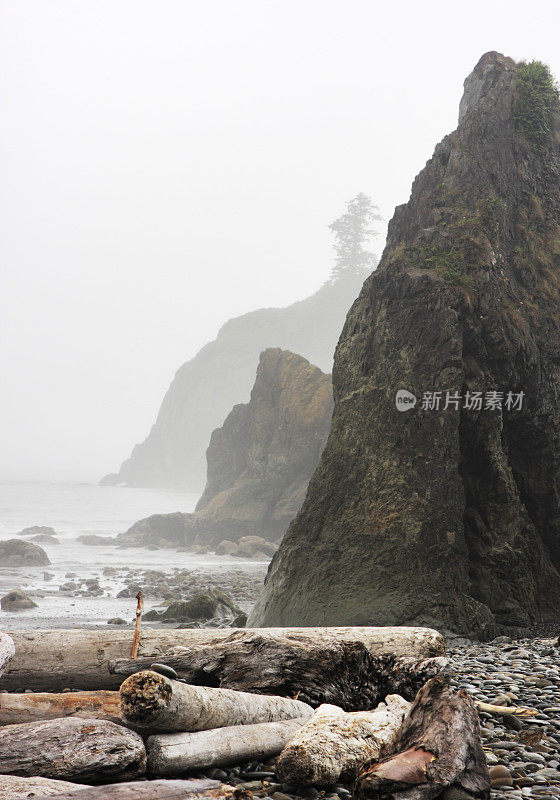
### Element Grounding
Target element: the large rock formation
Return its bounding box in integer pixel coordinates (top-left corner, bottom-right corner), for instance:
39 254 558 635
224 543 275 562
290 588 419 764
0 539 51 567
249 53 560 638
118 349 333 547
102 274 367 490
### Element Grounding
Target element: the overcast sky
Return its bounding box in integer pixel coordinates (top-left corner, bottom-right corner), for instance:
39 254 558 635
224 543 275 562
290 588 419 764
1 0 560 482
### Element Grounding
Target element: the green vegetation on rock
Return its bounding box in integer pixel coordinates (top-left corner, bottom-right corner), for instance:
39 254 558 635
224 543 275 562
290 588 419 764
514 61 559 151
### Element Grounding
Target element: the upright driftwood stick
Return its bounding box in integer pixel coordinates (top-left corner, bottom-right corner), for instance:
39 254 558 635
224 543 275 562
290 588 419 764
0 630 15 676
276 695 411 786
131 590 143 659
0 627 444 692
120 669 313 733
0 689 121 726
0 717 146 782
24 779 235 800
113 632 447 711
147 718 308 774
355 676 490 800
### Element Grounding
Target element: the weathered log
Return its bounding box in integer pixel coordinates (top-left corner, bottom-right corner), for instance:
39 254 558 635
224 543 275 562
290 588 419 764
0 690 121 726
0 631 15 677
25 779 235 800
0 717 146 782
120 669 313 733
0 774 88 799
475 700 537 717
355 676 490 800
147 718 308 774
112 631 448 711
276 695 411 786
0 627 444 692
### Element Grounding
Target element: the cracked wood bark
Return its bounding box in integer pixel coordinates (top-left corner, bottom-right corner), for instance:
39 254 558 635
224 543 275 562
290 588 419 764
26 779 235 800
0 689 121 726
354 676 490 800
111 632 448 711
275 696 411 787
147 718 307 775
0 774 88 799
0 627 444 692
119 669 313 733
0 630 15 676
0 717 146 782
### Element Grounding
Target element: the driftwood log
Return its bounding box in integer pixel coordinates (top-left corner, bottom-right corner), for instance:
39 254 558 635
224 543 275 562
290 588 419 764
120 669 313 733
0 627 444 692
0 689 121 726
111 632 448 711
0 717 146 782
276 695 411 786
0 774 88 799
147 717 308 774
355 676 490 800
26 779 235 800
0 631 15 677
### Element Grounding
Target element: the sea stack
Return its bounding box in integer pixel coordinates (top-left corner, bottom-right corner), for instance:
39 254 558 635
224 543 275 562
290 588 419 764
249 53 560 638
118 349 333 548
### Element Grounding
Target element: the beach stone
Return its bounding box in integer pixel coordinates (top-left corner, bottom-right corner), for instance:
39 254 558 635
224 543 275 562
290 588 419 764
161 589 243 623
490 766 514 787
43 571 54 581
0 539 51 567
107 617 127 625
143 609 162 620
1 588 38 611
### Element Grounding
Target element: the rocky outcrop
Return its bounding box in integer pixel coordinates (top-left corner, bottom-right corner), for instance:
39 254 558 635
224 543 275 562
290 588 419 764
17 526 56 537
1 589 38 611
118 349 333 548
0 539 51 567
249 53 560 638
102 274 367 490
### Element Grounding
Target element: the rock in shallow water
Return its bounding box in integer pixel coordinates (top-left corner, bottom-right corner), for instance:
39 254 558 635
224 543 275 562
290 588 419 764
1 588 38 611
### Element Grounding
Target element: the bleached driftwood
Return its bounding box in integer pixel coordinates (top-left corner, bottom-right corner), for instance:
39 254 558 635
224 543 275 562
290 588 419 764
120 669 313 733
355 676 490 800
0 717 146 782
0 774 88 800
0 689 121 726
0 627 444 692
475 700 537 717
0 630 15 677
21 779 235 800
275 695 411 786
112 632 447 711
147 718 308 775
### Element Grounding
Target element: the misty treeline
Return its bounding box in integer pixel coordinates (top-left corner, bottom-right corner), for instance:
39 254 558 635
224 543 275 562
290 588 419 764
329 193 381 281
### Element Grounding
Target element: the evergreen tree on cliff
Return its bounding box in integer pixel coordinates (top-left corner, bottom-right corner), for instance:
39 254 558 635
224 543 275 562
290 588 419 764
329 193 381 280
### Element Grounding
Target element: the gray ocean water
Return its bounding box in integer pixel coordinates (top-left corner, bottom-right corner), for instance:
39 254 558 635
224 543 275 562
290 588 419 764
0 482 266 629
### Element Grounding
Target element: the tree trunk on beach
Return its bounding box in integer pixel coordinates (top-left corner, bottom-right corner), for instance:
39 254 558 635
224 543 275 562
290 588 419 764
24 779 236 800
120 669 313 733
146 718 307 775
0 627 444 692
0 631 15 677
0 774 88 800
354 676 490 800
275 695 411 787
0 717 146 782
0 689 121 726
112 632 447 711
